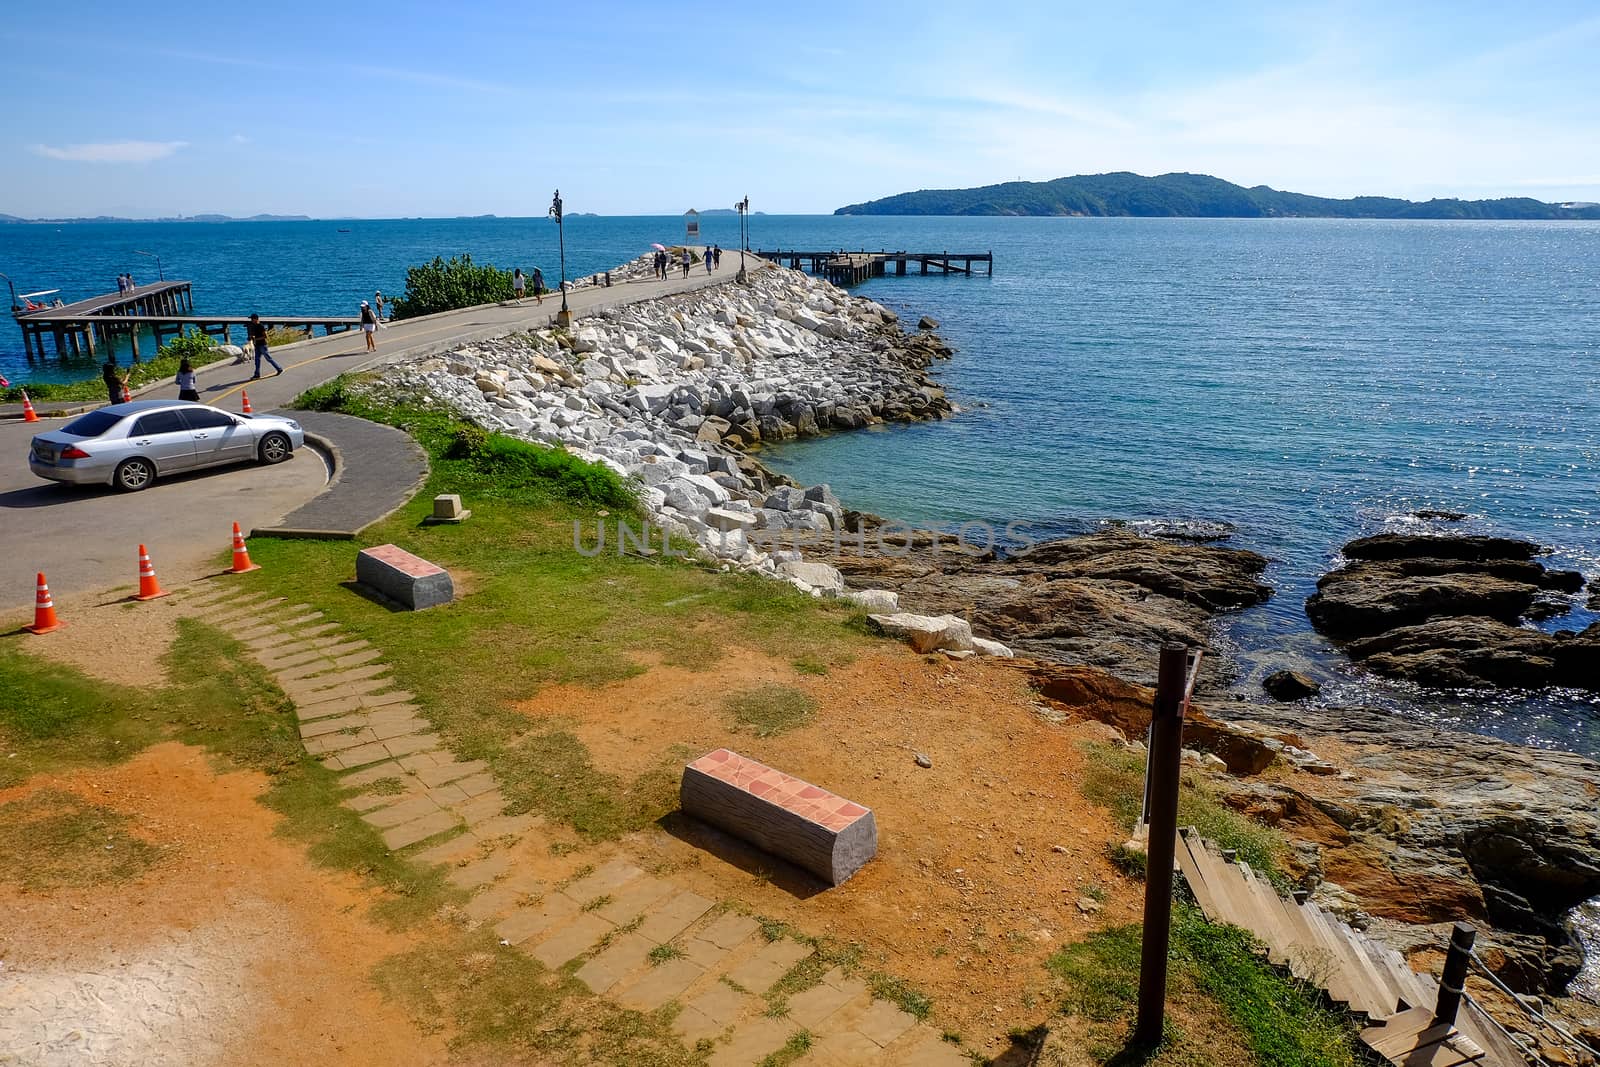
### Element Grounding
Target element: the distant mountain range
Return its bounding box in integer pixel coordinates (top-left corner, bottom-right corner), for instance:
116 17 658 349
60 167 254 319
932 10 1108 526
0 213 312 224
835 172 1600 220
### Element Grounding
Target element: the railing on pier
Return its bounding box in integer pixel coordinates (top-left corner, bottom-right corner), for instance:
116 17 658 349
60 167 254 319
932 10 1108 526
752 249 994 285
10 279 359 361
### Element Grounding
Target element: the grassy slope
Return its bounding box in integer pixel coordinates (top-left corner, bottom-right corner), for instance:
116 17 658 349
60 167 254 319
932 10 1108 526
0 381 1369 1064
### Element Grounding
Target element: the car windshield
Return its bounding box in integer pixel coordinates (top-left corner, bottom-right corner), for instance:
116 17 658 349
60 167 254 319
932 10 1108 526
61 410 124 437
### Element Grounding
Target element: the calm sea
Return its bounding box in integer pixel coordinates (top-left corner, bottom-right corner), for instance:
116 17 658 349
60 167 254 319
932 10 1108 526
4 216 1597 753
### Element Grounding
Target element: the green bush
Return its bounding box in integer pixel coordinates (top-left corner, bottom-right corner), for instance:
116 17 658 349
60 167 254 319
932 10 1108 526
390 254 514 319
465 432 634 509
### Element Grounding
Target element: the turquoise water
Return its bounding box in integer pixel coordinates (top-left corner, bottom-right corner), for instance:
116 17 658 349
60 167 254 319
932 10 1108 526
5 216 1597 752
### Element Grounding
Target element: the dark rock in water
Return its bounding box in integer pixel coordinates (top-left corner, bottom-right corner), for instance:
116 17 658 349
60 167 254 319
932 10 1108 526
811 527 1270 688
917 315 939 330
1262 669 1322 701
1524 594 1572 621
1307 532 1599 692
1307 567 1540 636
1413 509 1467 521
1341 533 1542 562
1540 568 1587 593
1345 617 1561 689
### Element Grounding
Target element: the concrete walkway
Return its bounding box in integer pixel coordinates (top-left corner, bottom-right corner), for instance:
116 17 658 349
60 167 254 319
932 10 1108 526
174 583 969 1066
254 411 429 539
2 252 762 421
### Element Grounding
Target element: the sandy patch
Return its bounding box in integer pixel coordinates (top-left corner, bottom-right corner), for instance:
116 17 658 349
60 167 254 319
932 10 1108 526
521 648 1143 1050
20 591 194 688
0 743 446 1067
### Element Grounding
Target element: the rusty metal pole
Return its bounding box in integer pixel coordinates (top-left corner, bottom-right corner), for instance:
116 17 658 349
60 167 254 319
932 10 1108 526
1434 923 1476 1026
1133 643 1191 1048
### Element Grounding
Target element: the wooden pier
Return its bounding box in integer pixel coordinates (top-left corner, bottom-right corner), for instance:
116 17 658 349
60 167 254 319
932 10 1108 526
11 280 360 362
753 249 993 286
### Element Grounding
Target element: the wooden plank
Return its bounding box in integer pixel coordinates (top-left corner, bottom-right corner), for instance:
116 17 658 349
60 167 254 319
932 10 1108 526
1193 840 1255 930
1363 1007 1438 1055
1338 924 1404 1019
1235 863 1293 967
1274 888 1330 982
1298 904 1359 1005
1400 1032 1485 1066
1174 830 1223 918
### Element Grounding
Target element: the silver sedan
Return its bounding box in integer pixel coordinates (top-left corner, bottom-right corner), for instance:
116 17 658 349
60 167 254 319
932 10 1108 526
28 400 306 492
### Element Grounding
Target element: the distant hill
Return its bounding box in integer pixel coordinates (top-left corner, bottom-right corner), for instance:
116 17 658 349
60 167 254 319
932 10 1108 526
696 208 768 216
835 172 1600 220
0 213 312 224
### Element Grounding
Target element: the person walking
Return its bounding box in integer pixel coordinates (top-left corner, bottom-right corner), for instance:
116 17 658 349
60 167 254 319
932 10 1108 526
374 290 385 321
247 313 283 379
713 245 722 269
705 247 713 274
360 300 378 351
513 268 526 302
531 267 545 304
115 274 127 295
681 249 691 278
101 355 126 405
176 358 200 402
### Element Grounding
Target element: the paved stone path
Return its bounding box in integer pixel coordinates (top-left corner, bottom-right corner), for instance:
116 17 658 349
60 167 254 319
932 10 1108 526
175 584 968 1066
255 411 430 539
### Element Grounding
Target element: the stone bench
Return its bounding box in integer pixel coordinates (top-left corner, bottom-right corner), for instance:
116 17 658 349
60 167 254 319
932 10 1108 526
356 544 454 611
680 749 877 886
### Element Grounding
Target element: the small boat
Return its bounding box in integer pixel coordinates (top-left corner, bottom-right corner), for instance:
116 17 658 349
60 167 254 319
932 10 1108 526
337 228 351 233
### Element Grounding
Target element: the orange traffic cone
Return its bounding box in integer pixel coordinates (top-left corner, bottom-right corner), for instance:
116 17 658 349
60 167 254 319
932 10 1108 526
241 391 253 415
20 389 39 423
134 544 170 601
121 383 132 403
28 572 62 634
229 522 261 574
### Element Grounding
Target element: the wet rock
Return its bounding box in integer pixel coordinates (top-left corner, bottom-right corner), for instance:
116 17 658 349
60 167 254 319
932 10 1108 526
813 528 1270 687
1413 509 1467 521
917 315 939 330
1262 670 1322 701
1308 533 1598 692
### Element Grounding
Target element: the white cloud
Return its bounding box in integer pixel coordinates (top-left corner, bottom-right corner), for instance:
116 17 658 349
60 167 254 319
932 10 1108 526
31 140 188 163
230 134 250 144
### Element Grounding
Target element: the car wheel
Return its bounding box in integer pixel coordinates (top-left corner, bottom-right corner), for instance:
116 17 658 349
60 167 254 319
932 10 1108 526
114 457 155 492
258 432 292 464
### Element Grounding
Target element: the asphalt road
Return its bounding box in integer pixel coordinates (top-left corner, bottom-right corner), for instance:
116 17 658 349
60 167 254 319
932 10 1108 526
0 427 329 624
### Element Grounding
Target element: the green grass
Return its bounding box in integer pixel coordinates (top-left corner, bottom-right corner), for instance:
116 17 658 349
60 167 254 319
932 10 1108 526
722 684 818 738
0 789 165 889
0 619 459 926
209 383 875 843
867 972 933 1021
1046 905 1367 1067
756 1030 813 1067
1080 743 1287 885
649 943 685 965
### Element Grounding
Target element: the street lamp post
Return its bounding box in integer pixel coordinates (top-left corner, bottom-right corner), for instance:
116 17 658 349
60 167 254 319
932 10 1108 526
735 196 750 283
133 249 164 281
0 271 17 314
548 190 572 328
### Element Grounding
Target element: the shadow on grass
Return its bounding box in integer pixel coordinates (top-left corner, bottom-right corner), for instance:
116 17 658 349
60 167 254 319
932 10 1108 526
338 579 411 613
656 810 826 901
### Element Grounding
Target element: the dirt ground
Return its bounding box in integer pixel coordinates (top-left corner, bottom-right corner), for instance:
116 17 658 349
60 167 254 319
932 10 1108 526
0 743 446 1067
518 647 1146 1051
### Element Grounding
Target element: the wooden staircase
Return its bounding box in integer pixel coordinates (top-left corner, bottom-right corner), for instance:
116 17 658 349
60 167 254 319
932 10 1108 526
1174 828 1530 1066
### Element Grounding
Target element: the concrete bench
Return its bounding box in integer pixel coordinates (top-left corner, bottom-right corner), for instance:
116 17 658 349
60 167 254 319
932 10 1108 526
356 543 454 611
680 749 877 886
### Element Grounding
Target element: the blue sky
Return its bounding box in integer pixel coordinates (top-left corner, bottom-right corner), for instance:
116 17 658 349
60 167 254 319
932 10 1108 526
3 0 1597 217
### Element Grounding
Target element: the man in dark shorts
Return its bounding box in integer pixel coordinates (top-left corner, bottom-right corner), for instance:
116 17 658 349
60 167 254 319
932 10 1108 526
247 313 283 379
101 356 125 405
531 267 545 304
